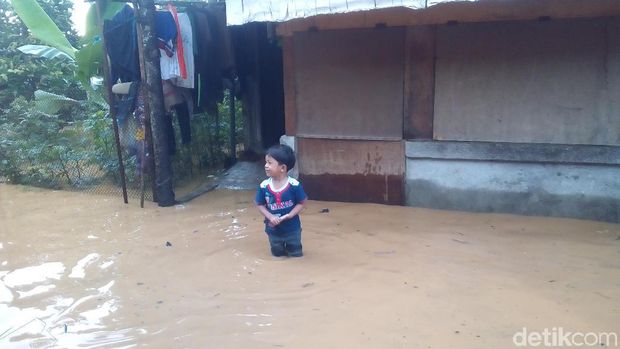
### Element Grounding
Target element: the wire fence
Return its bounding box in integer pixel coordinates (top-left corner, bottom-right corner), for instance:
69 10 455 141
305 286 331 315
0 90 242 204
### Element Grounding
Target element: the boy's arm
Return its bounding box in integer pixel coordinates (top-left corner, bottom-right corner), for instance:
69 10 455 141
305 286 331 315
257 204 282 226
281 184 308 221
281 202 305 221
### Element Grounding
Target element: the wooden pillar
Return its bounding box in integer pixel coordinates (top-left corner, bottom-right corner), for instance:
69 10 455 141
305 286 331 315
132 3 158 206
134 0 175 206
95 0 128 204
242 25 263 153
282 35 297 136
404 26 435 140
229 86 237 164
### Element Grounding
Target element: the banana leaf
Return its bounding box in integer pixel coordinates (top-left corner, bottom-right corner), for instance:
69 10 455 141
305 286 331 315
34 90 80 114
17 45 75 62
76 2 125 91
10 0 77 60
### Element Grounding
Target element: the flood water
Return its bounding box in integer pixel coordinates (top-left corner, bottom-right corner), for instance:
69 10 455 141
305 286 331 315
1 184 619 348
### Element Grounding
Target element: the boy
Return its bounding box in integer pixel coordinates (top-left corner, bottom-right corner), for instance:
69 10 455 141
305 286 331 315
255 144 308 257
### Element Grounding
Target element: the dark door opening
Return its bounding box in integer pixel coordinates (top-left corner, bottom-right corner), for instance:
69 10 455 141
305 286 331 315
230 23 285 154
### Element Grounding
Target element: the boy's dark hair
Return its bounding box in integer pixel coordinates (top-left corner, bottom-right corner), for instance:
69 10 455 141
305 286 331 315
266 144 296 171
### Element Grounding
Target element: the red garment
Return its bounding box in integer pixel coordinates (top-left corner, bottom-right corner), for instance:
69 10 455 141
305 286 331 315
167 4 187 79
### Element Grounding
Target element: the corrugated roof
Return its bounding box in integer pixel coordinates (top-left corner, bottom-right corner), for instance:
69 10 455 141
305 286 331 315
225 0 476 25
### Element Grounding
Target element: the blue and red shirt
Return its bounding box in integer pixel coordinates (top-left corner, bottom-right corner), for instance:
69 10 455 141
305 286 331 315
255 177 308 234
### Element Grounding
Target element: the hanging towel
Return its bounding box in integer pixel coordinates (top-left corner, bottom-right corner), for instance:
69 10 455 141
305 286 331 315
172 13 195 89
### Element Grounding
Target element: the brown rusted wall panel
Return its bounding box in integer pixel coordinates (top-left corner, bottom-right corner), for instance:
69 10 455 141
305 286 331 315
293 27 405 140
297 138 404 205
282 36 297 136
404 26 435 139
298 138 404 175
300 174 404 205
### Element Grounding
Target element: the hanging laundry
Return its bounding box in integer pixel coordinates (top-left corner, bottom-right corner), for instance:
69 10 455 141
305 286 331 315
159 6 182 80
155 11 177 57
192 9 212 110
193 8 224 114
103 5 140 83
172 13 195 89
162 80 193 145
167 4 187 79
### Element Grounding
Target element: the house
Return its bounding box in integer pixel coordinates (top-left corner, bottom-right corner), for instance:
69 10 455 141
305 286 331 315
227 0 620 222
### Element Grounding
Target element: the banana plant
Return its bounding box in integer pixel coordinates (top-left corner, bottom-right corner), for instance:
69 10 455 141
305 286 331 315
10 0 76 59
34 90 80 114
11 0 124 104
17 44 74 61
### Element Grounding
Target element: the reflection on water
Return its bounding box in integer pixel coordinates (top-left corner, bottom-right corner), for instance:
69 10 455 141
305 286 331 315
1 184 619 348
69 253 100 279
0 254 134 348
17 284 56 299
4 262 65 288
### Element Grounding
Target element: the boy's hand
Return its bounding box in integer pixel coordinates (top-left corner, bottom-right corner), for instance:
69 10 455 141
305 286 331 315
268 214 282 227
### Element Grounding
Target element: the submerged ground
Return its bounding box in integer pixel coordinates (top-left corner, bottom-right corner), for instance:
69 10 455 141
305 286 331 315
1 184 619 348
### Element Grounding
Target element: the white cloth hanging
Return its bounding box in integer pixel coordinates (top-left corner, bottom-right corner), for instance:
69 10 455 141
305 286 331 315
172 13 195 89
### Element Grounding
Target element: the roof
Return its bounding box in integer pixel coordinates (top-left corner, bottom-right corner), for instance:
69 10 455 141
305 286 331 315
225 0 475 25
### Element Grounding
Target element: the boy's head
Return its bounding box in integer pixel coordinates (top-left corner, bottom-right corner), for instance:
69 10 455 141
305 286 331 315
265 144 296 176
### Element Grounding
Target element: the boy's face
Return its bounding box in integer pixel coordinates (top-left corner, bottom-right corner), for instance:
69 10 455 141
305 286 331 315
265 155 286 178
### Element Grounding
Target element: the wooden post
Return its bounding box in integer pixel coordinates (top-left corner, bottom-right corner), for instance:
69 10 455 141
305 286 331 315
229 86 237 164
132 4 155 207
282 36 297 136
95 0 128 204
134 0 175 206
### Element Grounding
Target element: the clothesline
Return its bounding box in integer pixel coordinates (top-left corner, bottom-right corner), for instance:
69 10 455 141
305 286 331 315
153 1 224 6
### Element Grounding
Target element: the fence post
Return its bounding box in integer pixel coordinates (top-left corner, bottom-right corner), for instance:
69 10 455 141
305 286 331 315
95 0 128 204
134 0 175 206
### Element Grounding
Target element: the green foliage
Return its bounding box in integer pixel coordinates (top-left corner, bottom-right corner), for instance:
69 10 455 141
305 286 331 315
9 0 124 96
34 90 80 114
18 44 74 61
0 0 115 188
76 2 124 90
0 96 118 188
0 0 84 106
0 0 246 196
10 0 76 59
171 91 244 182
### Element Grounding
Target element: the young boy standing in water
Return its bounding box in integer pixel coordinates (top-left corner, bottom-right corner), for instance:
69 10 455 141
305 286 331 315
256 144 308 257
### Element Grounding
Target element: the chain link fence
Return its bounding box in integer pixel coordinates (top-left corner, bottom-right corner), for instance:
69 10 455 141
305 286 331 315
0 90 241 204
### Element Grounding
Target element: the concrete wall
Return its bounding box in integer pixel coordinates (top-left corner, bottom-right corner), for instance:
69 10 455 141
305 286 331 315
434 18 620 145
405 141 620 222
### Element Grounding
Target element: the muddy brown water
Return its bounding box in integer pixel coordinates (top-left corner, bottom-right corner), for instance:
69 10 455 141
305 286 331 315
1 184 619 348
